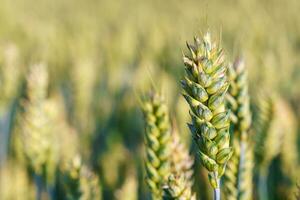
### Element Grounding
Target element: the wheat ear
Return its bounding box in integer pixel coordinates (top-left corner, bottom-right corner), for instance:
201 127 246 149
19 64 58 198
61 156 101 200
181 32 233 200
223 58 253 200
141 92 172 199
162 125 196 199
254 93 285 200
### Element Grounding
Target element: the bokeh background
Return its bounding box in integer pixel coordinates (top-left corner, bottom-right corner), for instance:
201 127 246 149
0 0 299 199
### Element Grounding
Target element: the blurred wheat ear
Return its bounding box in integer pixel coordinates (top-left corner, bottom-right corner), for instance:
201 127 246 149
253 92 290 199
19 64 59 198
181 32 232 200
162 124 196 199
141 92 172 199
223 57 254 200
60 155 102 200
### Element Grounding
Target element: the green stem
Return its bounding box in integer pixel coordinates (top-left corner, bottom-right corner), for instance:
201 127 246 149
258 168 268 200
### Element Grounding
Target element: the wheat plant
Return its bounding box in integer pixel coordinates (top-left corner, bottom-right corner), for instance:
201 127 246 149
181 32 233 200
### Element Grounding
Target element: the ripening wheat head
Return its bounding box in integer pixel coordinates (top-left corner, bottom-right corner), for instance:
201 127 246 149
20 63 58 185
181 32 232 188
141 92 172 199
162 126 196 200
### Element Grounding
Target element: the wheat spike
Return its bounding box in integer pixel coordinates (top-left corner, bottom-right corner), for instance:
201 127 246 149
223 58 253 200
61 156 101 200
181 32 232 195
162 125 196 199
254 93 286 170
19 64 58 186
141 92 172 199
254 93 288 200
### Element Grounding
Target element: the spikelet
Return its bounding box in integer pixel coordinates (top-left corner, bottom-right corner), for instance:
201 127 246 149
141 92 172 199
19 64 58 185
181 32 232 189
162 125 196 199
223 58 253 200
61 156 101 200
163 175 196 200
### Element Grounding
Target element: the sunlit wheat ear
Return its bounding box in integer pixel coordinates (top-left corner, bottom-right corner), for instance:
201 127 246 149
181 32 232 198
61 156 101 200
141 92 172 199
223 58 253 200
20 63 58 185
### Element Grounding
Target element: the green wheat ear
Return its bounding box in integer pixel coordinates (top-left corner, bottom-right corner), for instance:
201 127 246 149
181 32 233 194
223 57 253 200
141 92 172 199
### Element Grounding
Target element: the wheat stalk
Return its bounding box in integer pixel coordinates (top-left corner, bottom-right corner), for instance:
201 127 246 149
223 58 253 200
181 32 232 200
141 92 172 199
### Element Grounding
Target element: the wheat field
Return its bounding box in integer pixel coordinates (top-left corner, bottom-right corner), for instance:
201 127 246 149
0 0 300 199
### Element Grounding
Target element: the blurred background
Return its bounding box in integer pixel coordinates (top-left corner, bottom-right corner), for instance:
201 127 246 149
0 0 299 199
